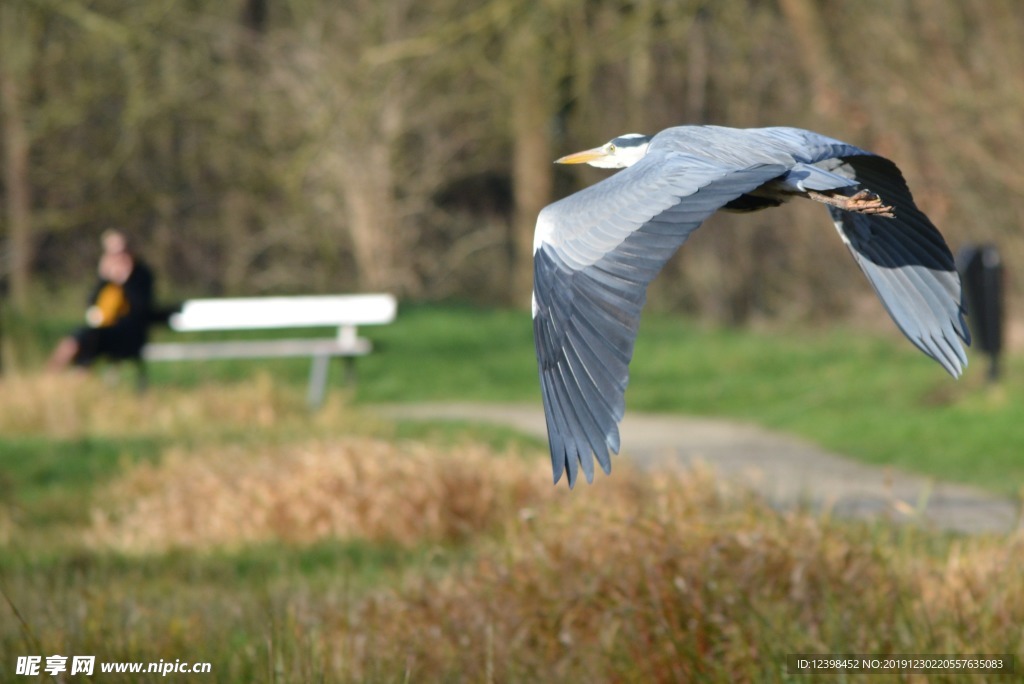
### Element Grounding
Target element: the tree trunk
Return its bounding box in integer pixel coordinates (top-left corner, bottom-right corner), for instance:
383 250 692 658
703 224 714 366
509 30 554 308
341 142 402 293
0 3 33 311
777 0 842 117
221 190 251 294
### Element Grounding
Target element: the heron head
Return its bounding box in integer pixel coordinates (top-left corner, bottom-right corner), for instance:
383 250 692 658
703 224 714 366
555 133 651 169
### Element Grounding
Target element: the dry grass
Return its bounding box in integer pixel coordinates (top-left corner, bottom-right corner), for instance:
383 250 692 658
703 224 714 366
88 437 552 552
5 372 1023 680
0 371 369 439
82 438 1024 680
296 465 1024 681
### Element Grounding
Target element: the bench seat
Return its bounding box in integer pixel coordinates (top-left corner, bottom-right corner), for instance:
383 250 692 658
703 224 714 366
142 293 396 407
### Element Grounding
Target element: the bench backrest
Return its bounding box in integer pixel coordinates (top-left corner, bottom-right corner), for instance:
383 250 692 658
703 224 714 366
169 294 397 340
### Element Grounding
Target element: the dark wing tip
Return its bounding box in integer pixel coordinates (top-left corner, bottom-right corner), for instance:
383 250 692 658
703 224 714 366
829 155 971 378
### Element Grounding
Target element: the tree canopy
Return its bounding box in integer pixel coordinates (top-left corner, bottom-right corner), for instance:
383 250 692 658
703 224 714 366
2 0 1021 324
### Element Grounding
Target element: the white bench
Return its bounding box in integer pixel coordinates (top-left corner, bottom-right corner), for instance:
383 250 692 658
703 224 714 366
142 293 397 407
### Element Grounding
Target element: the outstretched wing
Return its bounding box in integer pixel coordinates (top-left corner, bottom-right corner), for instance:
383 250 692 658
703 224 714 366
827 154 970 376
533 126 969 489
533 149 787 487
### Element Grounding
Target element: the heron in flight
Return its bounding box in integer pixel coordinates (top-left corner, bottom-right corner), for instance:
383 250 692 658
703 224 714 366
532 125 970 487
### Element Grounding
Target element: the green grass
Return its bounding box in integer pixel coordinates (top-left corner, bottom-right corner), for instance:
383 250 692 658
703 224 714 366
625 316 1024 494
390 418 547 452
2 306 1024 682
0 539 449 682
1 537 430 592
0 436 164 529
21 302 1024 493
345 303 1022 495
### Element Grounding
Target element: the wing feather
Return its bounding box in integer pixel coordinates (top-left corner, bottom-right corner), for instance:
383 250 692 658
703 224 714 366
564 326 627 421
533 153 788 486
829 155 969 376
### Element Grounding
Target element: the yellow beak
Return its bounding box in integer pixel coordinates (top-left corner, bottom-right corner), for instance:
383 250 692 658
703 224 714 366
554 147 608 164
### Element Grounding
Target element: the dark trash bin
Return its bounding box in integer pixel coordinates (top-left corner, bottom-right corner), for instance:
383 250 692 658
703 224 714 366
956 243 1004 381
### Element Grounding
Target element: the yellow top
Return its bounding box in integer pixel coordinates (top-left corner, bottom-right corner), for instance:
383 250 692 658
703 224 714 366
90 283 130 327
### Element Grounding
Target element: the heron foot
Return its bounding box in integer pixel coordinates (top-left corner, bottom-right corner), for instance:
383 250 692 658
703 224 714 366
807 189 895 218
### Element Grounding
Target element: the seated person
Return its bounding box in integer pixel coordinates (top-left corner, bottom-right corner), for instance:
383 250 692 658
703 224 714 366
48 230 154 371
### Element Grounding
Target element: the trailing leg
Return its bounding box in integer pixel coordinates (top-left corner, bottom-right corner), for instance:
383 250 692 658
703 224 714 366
806 188 895 218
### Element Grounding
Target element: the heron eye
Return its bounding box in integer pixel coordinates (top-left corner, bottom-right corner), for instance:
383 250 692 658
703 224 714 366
607 144 616 153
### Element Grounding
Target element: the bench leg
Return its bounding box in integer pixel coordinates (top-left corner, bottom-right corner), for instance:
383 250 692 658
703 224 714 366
308 354 330 409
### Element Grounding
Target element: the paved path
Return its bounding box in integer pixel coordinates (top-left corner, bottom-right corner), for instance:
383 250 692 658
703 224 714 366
377 403 1020 535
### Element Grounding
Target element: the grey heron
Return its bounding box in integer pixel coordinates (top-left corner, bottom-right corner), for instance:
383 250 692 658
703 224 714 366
532 125 970 487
